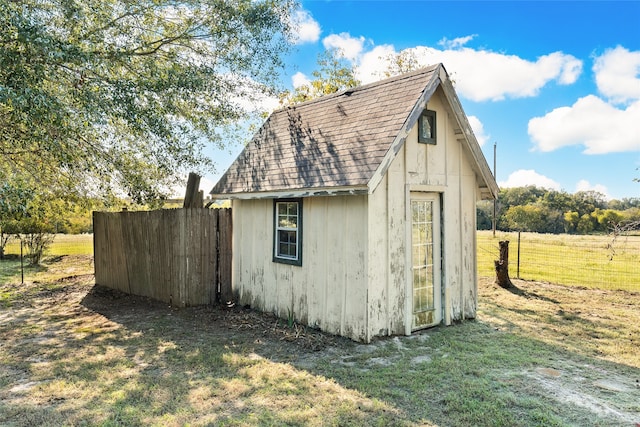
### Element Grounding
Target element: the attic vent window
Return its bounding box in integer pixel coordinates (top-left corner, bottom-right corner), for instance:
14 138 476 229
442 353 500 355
418 110 437 145
273 199 303 266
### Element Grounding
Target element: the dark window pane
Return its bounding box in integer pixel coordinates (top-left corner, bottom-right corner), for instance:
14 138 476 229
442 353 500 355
278 230 297 258
279 242 289 256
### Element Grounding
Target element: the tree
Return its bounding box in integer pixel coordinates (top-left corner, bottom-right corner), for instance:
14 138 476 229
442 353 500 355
504 205 548 232
1 0 296 203
280 48 360 105
476 200 493 230
576 213 595 234
500 186 546 210
0 178 67 264
377 49 422 79
0 179 32 259
595 209 624 232
570 191 607 217
563 211 579 234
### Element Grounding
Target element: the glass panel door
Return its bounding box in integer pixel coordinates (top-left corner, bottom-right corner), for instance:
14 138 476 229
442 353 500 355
411 194 441 329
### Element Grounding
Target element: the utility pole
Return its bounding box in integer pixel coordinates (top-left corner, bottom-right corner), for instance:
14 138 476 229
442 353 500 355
492 142 497 237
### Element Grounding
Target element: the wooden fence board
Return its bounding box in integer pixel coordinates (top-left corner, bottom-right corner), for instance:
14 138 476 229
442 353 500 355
218 208 233 304
93 208 232 307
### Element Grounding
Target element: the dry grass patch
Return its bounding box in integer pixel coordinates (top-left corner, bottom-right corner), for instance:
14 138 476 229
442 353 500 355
1 255 639 426
478 277 640 368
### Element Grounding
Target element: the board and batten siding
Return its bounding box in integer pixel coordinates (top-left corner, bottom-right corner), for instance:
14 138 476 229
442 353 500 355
366 88 480 336
232 195 369 342
230 87 483 342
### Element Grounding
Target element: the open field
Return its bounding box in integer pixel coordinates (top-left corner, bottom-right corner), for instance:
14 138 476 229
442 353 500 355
478 230 640 291
3 234 94 257
5 232 639 291
1 255 639 426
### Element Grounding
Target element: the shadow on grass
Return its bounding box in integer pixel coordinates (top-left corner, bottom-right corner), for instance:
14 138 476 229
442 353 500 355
0 258 48 282
1 281 639 427
504 282 561 305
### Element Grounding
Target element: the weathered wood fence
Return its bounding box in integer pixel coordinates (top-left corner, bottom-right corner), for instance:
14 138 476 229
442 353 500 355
93 208 232 307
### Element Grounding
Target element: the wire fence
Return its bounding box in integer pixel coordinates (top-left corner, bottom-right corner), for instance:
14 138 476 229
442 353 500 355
0 234 94 285
3 232 639 292
477 230 640 291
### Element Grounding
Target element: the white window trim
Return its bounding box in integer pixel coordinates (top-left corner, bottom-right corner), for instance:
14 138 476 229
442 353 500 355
273 199 302 266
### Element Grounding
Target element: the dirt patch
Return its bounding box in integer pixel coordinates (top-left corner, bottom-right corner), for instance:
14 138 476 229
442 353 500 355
82 284 349 353
478 277 640 425
525 363 639 424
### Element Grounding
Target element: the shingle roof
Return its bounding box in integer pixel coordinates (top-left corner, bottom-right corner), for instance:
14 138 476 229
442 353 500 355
210 64 498 199
211 65 441 196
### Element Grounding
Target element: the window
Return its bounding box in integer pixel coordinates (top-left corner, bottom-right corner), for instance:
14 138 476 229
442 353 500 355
273 199 302 266
418 110 436 145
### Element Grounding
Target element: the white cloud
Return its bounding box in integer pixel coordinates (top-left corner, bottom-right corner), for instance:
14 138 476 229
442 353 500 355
314 31 582 102
291 71 310 88
322 33 366 62
593 46 640 104
355 44 397 82
291 10 320 44
528 95 640 154
467 115 489 147
499 169 561 190
355 44 582 101
438 35 477 49
437 49 582 101
575 179 610 199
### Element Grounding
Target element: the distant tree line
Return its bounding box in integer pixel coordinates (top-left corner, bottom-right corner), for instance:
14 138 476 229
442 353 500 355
0 179 105 264
477 186 640 234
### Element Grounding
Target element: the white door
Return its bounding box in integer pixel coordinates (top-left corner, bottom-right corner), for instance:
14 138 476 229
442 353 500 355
410 193 442 330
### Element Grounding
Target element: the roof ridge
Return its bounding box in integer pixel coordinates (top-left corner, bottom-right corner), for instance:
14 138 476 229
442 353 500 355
277 63 442 112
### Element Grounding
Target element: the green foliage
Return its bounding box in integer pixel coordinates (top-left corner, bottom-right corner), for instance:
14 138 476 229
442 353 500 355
0 179 33 259
576 213 594 234
20 231 55 265
563 211 579 233
476 202 493 230
0 0 296 203
280 48 360 105
504 205 547 232
0 177 83 263
479 186 639 235
378 49 422 78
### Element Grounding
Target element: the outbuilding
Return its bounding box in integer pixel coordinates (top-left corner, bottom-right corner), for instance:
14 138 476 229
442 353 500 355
210 64 498 342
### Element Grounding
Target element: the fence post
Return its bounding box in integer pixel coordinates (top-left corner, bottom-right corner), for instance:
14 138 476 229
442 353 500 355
20 239 24 285
517 231 521 279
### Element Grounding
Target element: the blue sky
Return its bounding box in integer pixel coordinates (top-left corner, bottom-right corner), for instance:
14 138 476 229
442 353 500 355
204 0 640 201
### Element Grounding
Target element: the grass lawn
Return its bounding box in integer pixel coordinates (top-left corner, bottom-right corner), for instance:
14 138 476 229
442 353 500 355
477 230 640 291
1 254 639 426
3 234 93 257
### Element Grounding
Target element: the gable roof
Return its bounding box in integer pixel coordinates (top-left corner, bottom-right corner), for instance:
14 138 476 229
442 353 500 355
211 63 498 200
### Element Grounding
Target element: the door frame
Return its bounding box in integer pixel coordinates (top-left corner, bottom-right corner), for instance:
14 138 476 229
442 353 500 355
405 191 443 333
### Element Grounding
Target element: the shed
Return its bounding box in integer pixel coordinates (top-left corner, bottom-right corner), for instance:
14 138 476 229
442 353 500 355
210 64 499 342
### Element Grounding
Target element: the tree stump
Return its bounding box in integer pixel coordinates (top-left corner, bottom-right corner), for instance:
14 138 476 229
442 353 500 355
494 240 514 288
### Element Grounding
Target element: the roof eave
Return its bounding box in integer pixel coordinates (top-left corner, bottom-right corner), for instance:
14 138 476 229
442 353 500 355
439 70 500 200
210 185 369 200
367 64 443 195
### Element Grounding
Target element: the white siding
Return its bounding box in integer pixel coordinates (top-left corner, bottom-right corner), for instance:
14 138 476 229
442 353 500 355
367 151 408 340
367 88 480 334
232 196 368 342
232 87 483 342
